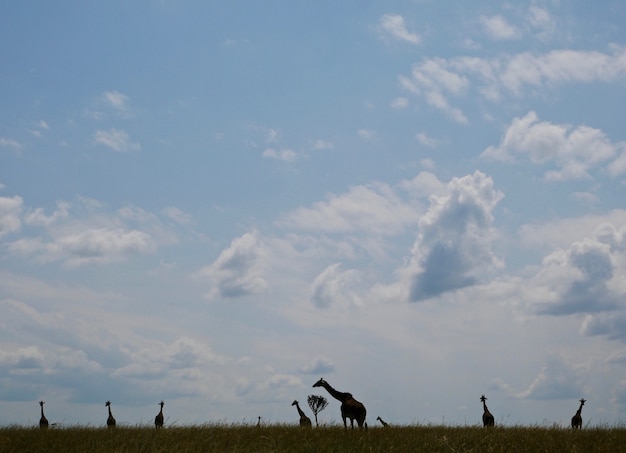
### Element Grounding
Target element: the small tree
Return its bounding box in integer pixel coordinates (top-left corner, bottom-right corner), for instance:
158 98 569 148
307 394 328 427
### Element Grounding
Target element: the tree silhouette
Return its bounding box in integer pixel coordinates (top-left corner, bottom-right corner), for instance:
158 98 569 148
307 394 328 427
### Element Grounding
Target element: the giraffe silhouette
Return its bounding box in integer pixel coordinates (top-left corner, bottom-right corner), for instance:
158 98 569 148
313 378 367 430
155 401 164 429
39 401 48 429
291 400 312 427
480 395 494 427
571 398 586 429
105 401 116 428
376 416 389 427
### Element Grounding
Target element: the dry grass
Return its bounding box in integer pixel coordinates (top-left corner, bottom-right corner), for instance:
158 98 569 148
1 424 626 452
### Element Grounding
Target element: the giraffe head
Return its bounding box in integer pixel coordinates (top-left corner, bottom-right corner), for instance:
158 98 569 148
39 401 45 407
291 400 299 406
579 398 586 406
480 395 487 403
106 401 111 407
159 401 164 408
313 378 326 388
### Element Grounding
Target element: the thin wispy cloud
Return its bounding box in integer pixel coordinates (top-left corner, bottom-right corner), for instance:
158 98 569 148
378 14 421 45
94 128 141 152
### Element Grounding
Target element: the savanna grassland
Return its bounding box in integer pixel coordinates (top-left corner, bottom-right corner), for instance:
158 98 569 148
1 424 626 453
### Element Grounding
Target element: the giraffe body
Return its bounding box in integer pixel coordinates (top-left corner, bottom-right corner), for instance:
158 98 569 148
480 395 494 427
155 401 164 429
376 416 389 427
106 401 116 428
571 398 586 429
292 400 312 427
39 401 48 429
313 378 367 430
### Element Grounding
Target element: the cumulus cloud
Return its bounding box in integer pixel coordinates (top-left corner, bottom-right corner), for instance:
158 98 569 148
481 112 617 180
198 231 268 300
94 128 141 152
407 171 504 301
0 137 23 151
0 196 23 238
25 201 70 227
378 14 421 45
532 224 625 316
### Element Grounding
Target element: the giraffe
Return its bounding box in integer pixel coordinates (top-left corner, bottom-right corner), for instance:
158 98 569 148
571 398 586 429
480 395 494 427
106 401 116 428
39 401 48 429
312 378 367 430
376 416 389 427
155 401 164 429
291 400 312 427
257 416 261 428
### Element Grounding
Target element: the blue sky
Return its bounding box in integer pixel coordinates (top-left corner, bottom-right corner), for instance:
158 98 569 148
1 0 626 427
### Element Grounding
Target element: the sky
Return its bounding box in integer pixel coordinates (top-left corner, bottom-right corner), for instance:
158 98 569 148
1 0 626 428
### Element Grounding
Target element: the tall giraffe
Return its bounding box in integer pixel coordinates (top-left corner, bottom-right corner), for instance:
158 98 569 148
106 401 116 428
291 400 312 427
39 401 48 429
480 395 494 427
312 378 367 430
376 416 389 427
155 401 164 429
571 398 586 429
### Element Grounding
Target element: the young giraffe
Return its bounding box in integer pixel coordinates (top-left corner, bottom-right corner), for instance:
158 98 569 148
480 395 494 427
39 401 49 429
155 401 165 429
571 398 586 430
313 378 367 430
105 401 116 428
376 416 389 427
291 400 312 427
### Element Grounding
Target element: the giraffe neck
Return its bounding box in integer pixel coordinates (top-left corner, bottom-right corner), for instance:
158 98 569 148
295 403 306 417
483 402 489 411
41 406 45 417
321 381 349 402
108 406 113 416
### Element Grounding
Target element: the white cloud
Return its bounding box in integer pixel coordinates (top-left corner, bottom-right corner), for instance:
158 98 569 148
481 111 618 181
262 148 297 162
0 196 23 238
390 97 409 109
25 201 70 227
0 137 23 151
526 6 555 40
517 354 585 399
479 14 521 40
102 91 132 116
416 132 440 148
310 263 363 309
378 14 421 45
399 47 626 121
162 206 193 225
311 139 334 150
197 231 268 300
9 228 154 267
94 128 141 152
277 181 421 236
357 129 376 140
406 171 504 301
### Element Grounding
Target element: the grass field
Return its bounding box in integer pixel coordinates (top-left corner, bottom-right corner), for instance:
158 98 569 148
1 424 626 452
